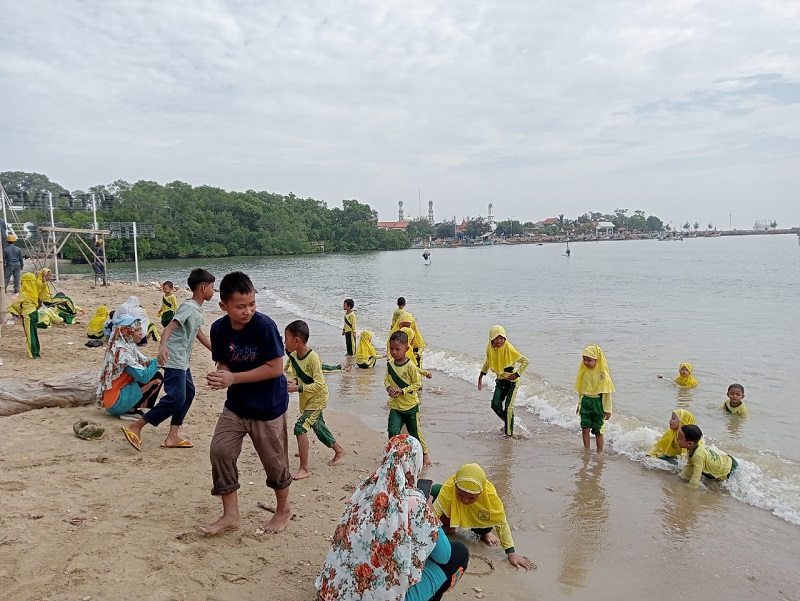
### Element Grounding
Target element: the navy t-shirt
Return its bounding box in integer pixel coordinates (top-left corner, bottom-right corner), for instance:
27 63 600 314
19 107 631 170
210 311 288 421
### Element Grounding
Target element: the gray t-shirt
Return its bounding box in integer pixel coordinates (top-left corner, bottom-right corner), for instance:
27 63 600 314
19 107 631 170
164 299 204 370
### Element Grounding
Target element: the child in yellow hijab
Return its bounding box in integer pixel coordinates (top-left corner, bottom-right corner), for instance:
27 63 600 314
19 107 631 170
575 344 615 453
674 362 698 387
86 305 109 340
646 409 696 460
432 463 535 571
478 325 529 437
355 331 384 368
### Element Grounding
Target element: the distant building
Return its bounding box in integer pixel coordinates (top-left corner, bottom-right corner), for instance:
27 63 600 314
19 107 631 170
535 217 560 228
595 221 615 235
377 221 410 231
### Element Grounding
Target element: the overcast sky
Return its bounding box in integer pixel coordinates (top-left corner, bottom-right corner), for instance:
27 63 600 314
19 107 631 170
2 1 798 229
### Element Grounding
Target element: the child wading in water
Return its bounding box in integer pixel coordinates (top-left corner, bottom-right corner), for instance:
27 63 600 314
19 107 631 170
575 344 615 453
646 409 696 461
342 298 356 356
723 383 748 415
478 325 529 438
284 320 346 479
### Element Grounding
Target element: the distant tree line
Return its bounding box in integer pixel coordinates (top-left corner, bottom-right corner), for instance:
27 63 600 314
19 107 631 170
0 172 409 261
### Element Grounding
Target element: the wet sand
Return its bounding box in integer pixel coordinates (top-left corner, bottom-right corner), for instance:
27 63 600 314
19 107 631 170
0 277 798 600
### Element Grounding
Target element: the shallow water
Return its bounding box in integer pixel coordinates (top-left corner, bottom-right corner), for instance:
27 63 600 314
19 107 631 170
88 233 800 529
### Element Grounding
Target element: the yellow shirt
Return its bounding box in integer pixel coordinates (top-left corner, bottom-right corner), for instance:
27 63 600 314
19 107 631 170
723 400 748 416
285 349 329 412
158 293 178 316
343 310 356 333
679 445 734 487
384 357 428 411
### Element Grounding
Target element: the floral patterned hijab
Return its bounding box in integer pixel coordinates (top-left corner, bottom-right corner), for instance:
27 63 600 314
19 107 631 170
96 317 148 404
316 435 439 601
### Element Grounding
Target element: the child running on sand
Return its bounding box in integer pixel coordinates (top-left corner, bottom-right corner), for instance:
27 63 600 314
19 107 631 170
121 268 214 451
478 325 529 438
646 409 696 461
575 344 615 453
284 319 346 479
386 330 433 467
157 281 178 328
203 271 293 535
723 383 748 415
342 298 356 356
677 424 738 487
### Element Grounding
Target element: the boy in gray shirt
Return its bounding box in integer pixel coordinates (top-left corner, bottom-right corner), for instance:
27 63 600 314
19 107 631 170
121 268 215 451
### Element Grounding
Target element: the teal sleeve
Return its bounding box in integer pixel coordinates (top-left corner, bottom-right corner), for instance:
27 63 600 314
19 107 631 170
124 360 160 384
404 527 449 601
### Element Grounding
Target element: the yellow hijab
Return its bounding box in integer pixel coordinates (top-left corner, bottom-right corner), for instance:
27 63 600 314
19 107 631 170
647 409 696 457
356 331 377 363
674 362 698 387
399 327 418 364
18 272 40 305
574 344 615 396
484 325 522 375
87 305 109 337
389 311 426 350
433 464 507 528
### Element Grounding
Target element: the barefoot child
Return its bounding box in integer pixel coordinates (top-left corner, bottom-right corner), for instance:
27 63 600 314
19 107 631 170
477 325 529 438
157 280 178 328
203 271 292 535
120 268 214 451
432 463 534 571
342 298 356 356
284 319 346 479
677 424 738 487
386 330 433 467
646 409 696 461
575 344 615 453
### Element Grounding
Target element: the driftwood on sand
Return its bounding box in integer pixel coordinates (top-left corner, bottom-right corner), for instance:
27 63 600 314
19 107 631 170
0 370 97 416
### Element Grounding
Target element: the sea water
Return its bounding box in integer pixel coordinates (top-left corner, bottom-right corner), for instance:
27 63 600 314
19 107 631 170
92 234 800 528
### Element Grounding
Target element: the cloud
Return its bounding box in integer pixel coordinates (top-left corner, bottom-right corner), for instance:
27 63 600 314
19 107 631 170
1 0 798 228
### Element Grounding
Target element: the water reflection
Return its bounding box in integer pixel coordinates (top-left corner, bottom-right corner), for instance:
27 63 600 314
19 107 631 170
658 482 723 537
675 387 695 408
557 454 608 589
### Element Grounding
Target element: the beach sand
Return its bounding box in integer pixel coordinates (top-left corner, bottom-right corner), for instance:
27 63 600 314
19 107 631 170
1 277 798 601
0 278 532 601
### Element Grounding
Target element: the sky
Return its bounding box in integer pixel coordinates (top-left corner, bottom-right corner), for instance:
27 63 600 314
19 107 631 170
1 1 799 229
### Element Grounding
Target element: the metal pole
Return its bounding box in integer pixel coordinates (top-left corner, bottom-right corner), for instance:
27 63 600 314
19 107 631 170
132 222 139 283
729 210 735 231
48 191 59 281
92 193 98 232
1 187 7 225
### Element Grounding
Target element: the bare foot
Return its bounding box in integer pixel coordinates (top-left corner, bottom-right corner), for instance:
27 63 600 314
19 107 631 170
344 365 353 372
293 467 312 480
422 453 432 468
261 506 293 533
480 531 501 547
328 449 346 466
200 514 241 535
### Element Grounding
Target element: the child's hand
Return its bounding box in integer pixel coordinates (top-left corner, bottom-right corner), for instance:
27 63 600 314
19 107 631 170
507 374 518 381
507 553 535 571
656 375 663 379
604 412 611 420
477 376 484 391
287 381 299 393
206 369 235 390
157 345 169 366
425 372 433 379
387 386 401 398
341 330 345 336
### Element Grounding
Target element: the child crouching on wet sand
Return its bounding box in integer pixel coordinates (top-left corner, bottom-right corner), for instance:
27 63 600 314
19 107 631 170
575 344 614 453
677 424 738 487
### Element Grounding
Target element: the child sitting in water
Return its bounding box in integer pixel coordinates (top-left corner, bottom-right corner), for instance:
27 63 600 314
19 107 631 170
355 331 384 368
657 362 698 387
677 424 738 487
646 409 696 461
723 383 748 415
575 344 614 453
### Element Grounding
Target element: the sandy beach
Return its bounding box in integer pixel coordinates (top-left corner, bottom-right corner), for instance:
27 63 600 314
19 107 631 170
0 277 540 601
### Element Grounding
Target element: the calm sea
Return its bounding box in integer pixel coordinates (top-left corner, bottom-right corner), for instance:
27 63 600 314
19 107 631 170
82 234 800 526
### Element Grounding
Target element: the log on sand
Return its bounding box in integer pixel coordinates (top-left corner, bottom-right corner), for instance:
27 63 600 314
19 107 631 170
0 370 97 416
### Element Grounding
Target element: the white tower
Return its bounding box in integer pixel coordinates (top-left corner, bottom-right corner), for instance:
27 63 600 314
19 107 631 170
488 202 495 228
398 200 404 221
428 200 434 224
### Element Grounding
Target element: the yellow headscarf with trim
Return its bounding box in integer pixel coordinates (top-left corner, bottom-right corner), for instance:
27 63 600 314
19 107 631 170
484 325 522 376
399 327 417 364
647 409 696 457
19 272 40 305
574 344 615 396
433 463 507 528
674 362 697 387
356 331 377 363
87 305 109 337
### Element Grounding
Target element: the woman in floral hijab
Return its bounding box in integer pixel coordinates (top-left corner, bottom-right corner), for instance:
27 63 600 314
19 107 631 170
316 435 469 601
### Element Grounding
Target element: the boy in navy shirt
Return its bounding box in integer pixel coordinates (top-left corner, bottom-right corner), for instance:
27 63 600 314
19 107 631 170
203 272 292 535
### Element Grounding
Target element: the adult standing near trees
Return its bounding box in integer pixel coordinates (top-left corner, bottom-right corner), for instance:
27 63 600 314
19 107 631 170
4 234 24 294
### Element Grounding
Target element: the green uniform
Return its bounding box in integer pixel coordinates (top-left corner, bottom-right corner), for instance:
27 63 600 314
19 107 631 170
679 444 737 487
578 394 612 435
343 310 356 355
385 357 429 453
285 349 336 447
159 292 178 327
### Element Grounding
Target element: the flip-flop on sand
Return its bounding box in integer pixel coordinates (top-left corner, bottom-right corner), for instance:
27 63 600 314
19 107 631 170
161 439 193 449
121 427 141 451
